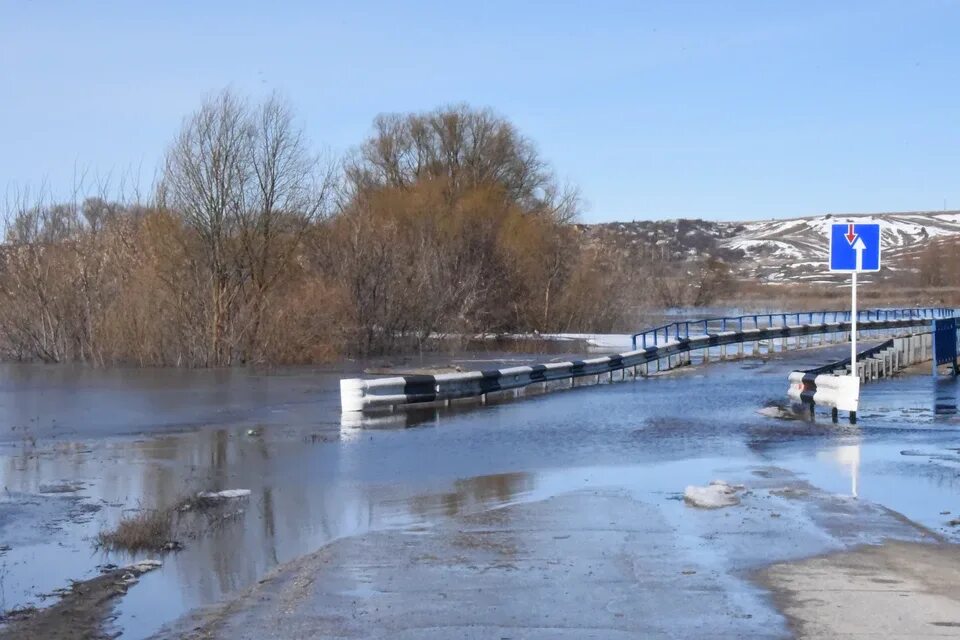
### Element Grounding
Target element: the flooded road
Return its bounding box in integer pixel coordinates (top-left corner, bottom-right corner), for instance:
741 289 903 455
0 344 958 638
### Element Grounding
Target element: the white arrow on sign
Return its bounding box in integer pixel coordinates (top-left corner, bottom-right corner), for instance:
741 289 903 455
853 236 866 271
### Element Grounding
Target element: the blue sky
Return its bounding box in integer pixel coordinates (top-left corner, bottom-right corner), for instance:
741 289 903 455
2 0 958 222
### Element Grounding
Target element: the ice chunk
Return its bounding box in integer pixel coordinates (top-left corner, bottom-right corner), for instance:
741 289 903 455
196 489 252 500
125 558 162 574
684 480 742 509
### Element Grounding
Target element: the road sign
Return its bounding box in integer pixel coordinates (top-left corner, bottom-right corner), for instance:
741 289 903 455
829 223 881 272
825 221 882 423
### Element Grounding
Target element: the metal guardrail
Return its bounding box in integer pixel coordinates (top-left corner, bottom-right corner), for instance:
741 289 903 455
630 307 953 351
787 333 934 423
800 339 897 377
342 311 951 413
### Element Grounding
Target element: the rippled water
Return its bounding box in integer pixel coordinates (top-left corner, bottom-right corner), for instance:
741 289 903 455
0 344 957 638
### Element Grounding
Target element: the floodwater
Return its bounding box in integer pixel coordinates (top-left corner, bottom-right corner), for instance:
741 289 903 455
0 344 958 638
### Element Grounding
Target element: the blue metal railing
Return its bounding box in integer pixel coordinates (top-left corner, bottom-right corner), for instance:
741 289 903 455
630 307 955 351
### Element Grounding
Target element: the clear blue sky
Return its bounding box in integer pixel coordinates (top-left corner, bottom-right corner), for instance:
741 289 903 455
2 0 958 222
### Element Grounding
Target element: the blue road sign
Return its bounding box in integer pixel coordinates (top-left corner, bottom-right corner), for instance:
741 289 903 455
829 223 881 272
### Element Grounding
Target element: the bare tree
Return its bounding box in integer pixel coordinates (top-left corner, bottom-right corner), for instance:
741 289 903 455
237 95 335 359
160 89 333 365
690 258 734 307
160 90 249 365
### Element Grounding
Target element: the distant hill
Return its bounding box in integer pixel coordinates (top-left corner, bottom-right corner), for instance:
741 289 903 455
582 211 960 285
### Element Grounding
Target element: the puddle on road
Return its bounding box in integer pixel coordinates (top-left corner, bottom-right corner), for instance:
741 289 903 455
0 348 958 638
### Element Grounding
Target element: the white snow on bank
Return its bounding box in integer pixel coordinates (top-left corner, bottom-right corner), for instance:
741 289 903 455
683 480 744 509
197 489 251 500
127 559 163 573
118 559 163 586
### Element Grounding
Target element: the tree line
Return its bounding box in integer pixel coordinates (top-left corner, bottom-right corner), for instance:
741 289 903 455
23 91 919 367
1 91 663 366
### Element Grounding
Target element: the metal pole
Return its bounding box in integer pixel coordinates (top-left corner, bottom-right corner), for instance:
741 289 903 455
851 271 857 378
932 318 938 378
849 271 859 424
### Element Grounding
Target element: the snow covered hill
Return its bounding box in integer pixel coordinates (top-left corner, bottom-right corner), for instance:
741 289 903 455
585 211 960 284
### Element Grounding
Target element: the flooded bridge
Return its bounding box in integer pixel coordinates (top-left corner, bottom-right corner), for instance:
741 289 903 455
341 307 956 415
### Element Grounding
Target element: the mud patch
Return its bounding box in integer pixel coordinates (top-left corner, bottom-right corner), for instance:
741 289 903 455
756 403 806 420
0 560 162 640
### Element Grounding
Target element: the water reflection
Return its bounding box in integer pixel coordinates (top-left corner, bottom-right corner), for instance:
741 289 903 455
406 472 534 519
340 407 442 433
818 442 862 498
0 425 541 639
339 384 562 433
933 377 958 415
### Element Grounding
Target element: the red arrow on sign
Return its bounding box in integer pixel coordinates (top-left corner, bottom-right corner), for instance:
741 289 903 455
845 223 857 244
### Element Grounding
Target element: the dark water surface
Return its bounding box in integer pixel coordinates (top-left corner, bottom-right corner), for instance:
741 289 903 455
0 345 958 638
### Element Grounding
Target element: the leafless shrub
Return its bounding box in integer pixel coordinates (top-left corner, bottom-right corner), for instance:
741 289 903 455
96 491 251 552
96 508 173 552
0 97 659 364
647 257 735 309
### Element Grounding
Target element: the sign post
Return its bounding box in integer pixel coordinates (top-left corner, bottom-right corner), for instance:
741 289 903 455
829 222 882 423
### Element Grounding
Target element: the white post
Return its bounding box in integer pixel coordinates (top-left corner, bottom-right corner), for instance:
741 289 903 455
340 378 366 413
850 271 857 375
843 270 862 422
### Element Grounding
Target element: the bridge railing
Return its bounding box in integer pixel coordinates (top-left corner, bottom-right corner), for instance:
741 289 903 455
798 338 896 377
630 307 953 351
787 333 935 423
342 310 951 413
